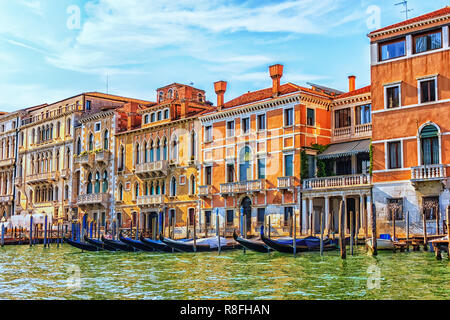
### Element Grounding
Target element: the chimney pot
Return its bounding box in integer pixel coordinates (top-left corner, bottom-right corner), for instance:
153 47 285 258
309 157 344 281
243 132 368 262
269 64 283 97
348 75 356 92
214 81 227 108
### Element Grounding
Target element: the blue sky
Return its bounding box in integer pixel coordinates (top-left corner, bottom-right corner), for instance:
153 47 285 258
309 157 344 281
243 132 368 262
0 0 448 110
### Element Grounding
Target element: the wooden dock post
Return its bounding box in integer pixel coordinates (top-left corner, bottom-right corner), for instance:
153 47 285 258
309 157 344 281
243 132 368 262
193 210 197 253
268 215 271 239
371 203 377 256
29 216 33 247
392 209 396 242
310 211 314 236
423 208 428 251
320 210 324 256
436 206 440 236
216 210 221 256
355 209 360 248
350 210 354 256
293 210 297 257
1 223 4 247
406 211 410 252
339 200 346 259
44 215 48 248
446 206 450 258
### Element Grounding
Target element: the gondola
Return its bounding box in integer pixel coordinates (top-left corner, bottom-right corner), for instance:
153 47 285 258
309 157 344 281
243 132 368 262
101 236 137 252
84 236 118 252
160 234 242 253
63 237 101 252
119 234 155 252
260 227 338 254
140 236 174 253
232 230 272 253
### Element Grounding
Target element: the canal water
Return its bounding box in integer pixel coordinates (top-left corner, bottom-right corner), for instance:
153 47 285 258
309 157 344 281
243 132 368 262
0 244 448 300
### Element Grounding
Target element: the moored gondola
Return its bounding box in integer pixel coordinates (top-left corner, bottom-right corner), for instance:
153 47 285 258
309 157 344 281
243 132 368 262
233 230 272 253
64 237 101 252
84 236 117 251
140 236 174 253
160 234 241 253
101 236 137 252
119 234 155 252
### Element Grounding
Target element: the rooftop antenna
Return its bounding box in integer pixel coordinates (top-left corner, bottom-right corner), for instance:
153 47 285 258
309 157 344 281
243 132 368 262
395 0 413 20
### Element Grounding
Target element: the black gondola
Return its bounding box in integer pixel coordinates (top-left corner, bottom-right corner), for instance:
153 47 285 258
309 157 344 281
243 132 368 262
84 236 117 251
140 236 174 253
64 237 100 252
119 234 155 252
160 234 242 253
101 236 137 252
232 230 272 253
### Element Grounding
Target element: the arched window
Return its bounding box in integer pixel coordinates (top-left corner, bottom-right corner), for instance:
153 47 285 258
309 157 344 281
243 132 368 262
164 109 169 119
150 182 155 195
170 177 177 197
76 138 82 155
158 91 164 103
119 146 125 171
190 131 196 160
95 171 100 193
198 93 204 102
420 125 439 165
144 141 148 163
102 171 108 192
135 143 140 165
54 187 59 201
163 138 168 161
168 89 173 99
156 139 161 161
171 135 178 161
144 182 149 196
190 175 196 195
88 133 94 151
156 182 160 195
151 113 156 122
134 183 140 199
118 184 124 201
103 130 109 150
64 185 69 200
56 122 61 138
66 118 71 135
87 173 93 194
161 181 166 195
239 146 252 182
150 140 154 162
157 111 162 121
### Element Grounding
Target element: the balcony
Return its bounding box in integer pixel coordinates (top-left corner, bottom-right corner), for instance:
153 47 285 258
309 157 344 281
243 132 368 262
135 160 168 178
411 165 445 186
278 176 296 190
60 168 70 179
220 179 265 196
95 150 110 164
27 172 58 185
198 185 212 198
333 123 372 142
77 193 109 208
137 195 165 207
0 195 13 204
303 174 371 190
74 154 94 168
14 176 22 186
0 158 14 168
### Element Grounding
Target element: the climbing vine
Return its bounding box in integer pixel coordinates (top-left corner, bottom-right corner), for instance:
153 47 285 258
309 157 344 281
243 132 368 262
300 150 309 179
369 141 373 175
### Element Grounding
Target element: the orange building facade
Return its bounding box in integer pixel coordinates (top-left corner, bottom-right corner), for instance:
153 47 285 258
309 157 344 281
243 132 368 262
369 7 450 235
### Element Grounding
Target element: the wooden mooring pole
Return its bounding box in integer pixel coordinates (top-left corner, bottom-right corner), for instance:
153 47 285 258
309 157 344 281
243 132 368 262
1 223 4 248
216 210 221 256
339 200 346 259
320 210 324 256
193 210 197 253
371 203 377 256
293 210 297 257
447 206 450 258
29 216 33 247
350 211 354 256
423 208 428 251
406 211 410 251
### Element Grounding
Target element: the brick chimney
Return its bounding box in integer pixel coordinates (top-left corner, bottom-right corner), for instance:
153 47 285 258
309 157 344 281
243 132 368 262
214 81 227 109
269 64 283 97
348 75 356 92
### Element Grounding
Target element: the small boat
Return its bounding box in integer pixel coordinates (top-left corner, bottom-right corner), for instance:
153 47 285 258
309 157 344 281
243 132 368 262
260 227 338 254
160 234 242 253
84 236 117 251
119 234 155 252
232 230 272 253
101 236 136 252
140 236 174 253
64 237 100 252
366 238 395 251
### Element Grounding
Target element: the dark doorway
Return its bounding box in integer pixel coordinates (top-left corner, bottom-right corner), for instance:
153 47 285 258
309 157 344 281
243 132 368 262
241 197 252 238
346 198 356 234
149 212 158 240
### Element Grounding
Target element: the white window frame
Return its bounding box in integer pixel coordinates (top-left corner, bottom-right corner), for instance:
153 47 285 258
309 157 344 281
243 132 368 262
306 107 316 127
417 75 438 105
94 122 101 132
241 117 250 135
204 125 213 142
385 140 404 170
384 82 402 109
283 107 294 127
283 152 294 177
163 108 170 119
256 112 267 131
226 120 235 138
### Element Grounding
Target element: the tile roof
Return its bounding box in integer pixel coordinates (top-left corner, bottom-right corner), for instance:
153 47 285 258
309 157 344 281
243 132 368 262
369 6 450 35
336 85 371 99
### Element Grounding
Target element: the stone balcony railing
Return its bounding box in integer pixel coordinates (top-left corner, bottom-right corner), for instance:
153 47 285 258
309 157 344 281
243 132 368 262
77 193 109 207
220 179 265 195
198 185 212 197
14 176 22 185
303 174 371 190
0 195 13 203
27 172 58 184
136 195 165 207
75 154 94 167
411 164 445 181
333 123 372 142
135 160 168 177
0 158 14 168
277 176 295 189
95 150 110 163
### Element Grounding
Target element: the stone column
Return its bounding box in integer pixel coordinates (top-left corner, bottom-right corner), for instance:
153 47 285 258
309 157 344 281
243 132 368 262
324 196 330 233
360 194 365 236
302 198 308 234
367 194 373 236
309 198 314 234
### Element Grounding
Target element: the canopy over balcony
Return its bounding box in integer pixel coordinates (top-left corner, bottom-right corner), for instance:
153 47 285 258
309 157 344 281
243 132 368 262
318 139 370 160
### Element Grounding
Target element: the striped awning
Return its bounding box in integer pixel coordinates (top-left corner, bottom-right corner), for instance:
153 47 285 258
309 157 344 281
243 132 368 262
318 139 371 159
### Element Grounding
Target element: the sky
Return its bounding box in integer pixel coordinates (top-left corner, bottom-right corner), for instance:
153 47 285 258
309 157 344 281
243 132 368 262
0 0 448 110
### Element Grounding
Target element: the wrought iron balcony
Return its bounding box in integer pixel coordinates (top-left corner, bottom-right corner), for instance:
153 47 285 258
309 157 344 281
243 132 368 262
77 193 109 207
135 160 168 178
303 174 371 190
136 195 165 207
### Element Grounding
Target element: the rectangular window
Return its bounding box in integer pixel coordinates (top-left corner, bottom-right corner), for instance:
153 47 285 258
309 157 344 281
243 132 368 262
151 113 155 122
157 111 162 121
419 79 436 103
284 207 293 226
226 164 235 183
257 158 266 179
284 154 293 177
205 211 211 227
85 100 92 111
94 122 101 132
380 39 406 61
355 104 372 125
205 125 213 142
257 208 265 224
226 210 234 226
205 166 212 185
257 114 266 131
414 30 442 54
226 121 235 137
385 85 400 109
335 108 351 128
284 108 294 127
242 117 250 134
387 198 404 221
423 196 439 220
307 108 315 126
388 141 402 169
144 115 149 124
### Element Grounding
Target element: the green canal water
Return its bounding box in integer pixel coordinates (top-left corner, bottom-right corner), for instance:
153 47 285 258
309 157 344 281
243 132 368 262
0 244 448 300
